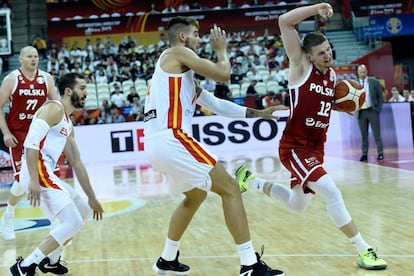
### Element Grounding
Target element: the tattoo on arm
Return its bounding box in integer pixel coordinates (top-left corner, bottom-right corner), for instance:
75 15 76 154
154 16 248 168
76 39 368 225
246 108 259 118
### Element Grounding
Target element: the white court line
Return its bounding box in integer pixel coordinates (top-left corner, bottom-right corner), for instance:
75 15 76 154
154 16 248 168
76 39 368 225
1 253 411 267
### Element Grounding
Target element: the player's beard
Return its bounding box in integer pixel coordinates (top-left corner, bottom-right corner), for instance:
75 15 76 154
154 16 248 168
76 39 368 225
71 93 84 108
185 39 197 53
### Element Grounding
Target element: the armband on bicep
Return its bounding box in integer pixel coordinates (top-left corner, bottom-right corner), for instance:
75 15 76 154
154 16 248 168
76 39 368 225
23 118 50 150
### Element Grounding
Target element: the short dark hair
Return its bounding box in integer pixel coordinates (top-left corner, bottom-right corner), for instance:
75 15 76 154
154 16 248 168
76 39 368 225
167 16 199 30
57 73 84 96
167 17 199 43
302 31 327 54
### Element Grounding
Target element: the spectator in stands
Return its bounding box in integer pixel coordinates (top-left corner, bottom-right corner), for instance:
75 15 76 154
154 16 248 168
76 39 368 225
118 66 132 82
57 63 70 83
157 33 168 49
110 84 125 107
70 61 82 74
230 64 244 84
388 86 404 102
248 68 261 81
162 4 176 13
201 78 216 92
47 42 58 60
274 49 284 66
246 79 259 95
262 91 278 108
226 0 237 9
214 82 232 101
32 35 47 59
83 70 95 83
106 104 125 123
126 86 139 105
79 110 98 125
57 43 70 64
131 63 147 81
129 96 143 121
69 41 83 65
178 1 190 12
108 68 120 83
270 63 288 90
95 66 108 84
47 56 59 74
99 99 111 123
82 57 94 73
402 89 414 102
148 3 160 14
191 1 201 10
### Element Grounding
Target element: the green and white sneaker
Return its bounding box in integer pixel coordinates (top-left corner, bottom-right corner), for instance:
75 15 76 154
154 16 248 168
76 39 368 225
357 248 387 270
235 165 255 193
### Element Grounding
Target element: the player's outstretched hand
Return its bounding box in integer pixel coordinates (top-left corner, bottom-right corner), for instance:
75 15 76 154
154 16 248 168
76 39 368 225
260 105 289 119
210 24 227 52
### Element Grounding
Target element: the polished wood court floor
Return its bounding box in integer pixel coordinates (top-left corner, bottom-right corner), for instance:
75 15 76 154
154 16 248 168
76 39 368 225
1 148 414 275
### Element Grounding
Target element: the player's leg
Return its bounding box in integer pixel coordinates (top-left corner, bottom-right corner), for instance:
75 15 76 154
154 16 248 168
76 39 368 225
11 190 83 275
1 145 25 241
153 188 206 275
1 180 24 240
38 182 91 274
236 165 313 212
210 162 284 276
308 174 387 270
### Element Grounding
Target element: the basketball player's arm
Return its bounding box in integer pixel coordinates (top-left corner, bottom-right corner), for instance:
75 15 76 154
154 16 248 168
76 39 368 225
24 103 62 206
175 26 230 82
196 88 287 119
0 75 17 147
63 132 104 220
45 73 59 100
279 4 333 82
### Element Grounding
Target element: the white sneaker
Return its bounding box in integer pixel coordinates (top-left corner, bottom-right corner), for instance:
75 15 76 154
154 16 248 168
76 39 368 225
1 212 16 240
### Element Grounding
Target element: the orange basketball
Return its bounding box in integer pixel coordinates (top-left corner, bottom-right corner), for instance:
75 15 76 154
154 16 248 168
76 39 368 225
334 79 366 112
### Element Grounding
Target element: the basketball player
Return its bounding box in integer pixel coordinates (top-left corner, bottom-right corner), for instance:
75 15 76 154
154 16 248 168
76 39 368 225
144 17 286 275
10 73 104 276
235 3 387 271
0 46 58 241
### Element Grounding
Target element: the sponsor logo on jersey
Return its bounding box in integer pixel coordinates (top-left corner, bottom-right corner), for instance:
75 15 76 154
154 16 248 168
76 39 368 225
36 76 46 84
305 117 329 129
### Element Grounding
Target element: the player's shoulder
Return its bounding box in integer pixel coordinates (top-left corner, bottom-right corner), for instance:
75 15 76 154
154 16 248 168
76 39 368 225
1 69 19 84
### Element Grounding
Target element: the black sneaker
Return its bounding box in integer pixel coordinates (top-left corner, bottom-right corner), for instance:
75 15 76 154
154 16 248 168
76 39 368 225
38 256 69 274
240 246 284 276
10 256 37 276
152 251 190 275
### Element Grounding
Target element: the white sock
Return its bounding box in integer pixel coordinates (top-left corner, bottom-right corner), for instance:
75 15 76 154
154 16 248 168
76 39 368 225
249 177 266 191
5 203 15 214
21 248 45 266
161 238 180 261
236 241 257 266
48 246 64 264
349 233 370 254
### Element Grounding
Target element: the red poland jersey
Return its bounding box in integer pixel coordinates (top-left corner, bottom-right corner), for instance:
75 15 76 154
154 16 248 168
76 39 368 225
6 69 49 132
282 64 337 145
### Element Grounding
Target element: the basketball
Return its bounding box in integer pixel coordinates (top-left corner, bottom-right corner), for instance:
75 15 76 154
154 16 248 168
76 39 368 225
333 79 366 112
